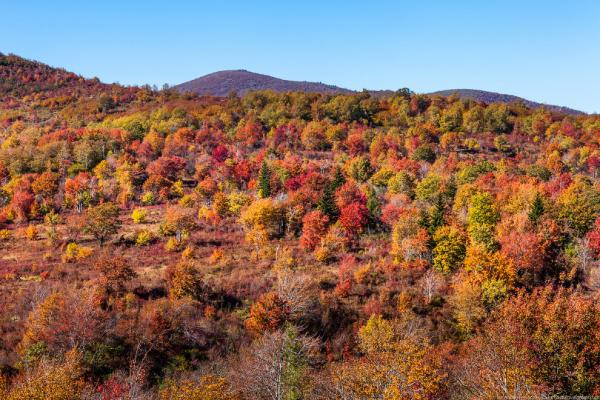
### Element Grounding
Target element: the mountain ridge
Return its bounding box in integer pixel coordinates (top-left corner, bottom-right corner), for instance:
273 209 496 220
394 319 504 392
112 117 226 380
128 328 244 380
1 53 585 115
175 69 585 115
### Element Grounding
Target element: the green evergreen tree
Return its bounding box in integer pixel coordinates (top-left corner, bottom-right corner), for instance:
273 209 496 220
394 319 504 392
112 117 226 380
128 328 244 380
317 184 337 219
331 167 345 190
366 186 381 230
428 196 446 235
528 192 544 224
318 168 345 219
258 160 271 198
282 325 308 400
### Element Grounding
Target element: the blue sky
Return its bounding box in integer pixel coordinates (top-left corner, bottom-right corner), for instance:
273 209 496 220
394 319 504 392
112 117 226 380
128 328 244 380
3 1 599 112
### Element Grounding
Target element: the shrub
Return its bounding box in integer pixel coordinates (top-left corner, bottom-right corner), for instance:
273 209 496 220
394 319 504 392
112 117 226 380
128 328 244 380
165 237 184 252
141 191 155 205
131 208 148 224
0 229 11 240
135 230 153 246
62 243 93 263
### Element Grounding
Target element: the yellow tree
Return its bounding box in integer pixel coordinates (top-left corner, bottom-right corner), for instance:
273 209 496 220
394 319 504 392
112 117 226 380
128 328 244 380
160 375 238 400
331 315 445 400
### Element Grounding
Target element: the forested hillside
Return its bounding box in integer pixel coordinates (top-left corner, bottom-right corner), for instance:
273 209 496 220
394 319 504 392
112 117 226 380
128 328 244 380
2 53 600 399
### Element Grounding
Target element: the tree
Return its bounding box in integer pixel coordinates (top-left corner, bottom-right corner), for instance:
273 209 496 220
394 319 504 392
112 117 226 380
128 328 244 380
146 156 186 181
390 210 430 266
528 192 544 224
240 198 286 239
463 287 600 396
301 120 329 150
317 169 345 219
388 171 415 197
233 327 317 400
31 172 59 202
2 350 86 400
586 217 600 258
339 202 369 240
317 183 337 220
463 105 485 133
94 254 137 304
258 160 271 198
83 202 121 245
98 94 115 113
365 186 381 228
160 206 197 244
411 144 436 163
300 210 329 251
455 318 543 399
439 102 463 132
494 134 512 154
557 178 600 237
467 192 499 251
165 261 204 300
348 156 373 182
433 226 466 273
245 292 289 335
20 290 103 357
160 375 238 400
335 181 366 211
484 103 512 133
330 315 445 400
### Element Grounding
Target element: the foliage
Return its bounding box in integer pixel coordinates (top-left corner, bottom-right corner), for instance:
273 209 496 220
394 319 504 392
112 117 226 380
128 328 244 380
83 202 121 245
160 375 238 400
131 207 148 223
2 55 600 398
433 226 466 273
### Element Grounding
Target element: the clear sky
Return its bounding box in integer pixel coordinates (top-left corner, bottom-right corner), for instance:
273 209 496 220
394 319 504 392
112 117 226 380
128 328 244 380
3 1 599 113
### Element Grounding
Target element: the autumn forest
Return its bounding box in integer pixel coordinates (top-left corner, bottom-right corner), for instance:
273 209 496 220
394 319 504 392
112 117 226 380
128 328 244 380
2 53 600 399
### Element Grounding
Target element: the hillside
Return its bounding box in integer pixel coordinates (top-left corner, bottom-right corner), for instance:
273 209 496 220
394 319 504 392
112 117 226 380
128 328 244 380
3 53 600 398
0 53 108 98
173 69 354 96
429 88 584 115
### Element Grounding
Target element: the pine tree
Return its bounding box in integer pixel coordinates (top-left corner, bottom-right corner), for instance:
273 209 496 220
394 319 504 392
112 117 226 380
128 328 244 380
366 186 381 231
331 168 346 190
258 160 271 198
528 192 544 224
428 196 446 235
317 184 337 219
318 168 345 219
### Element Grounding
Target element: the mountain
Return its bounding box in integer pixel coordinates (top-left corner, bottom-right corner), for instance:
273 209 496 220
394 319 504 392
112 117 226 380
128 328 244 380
176 71 584 114
428 89 584 115
2 53 584 115
173 69 353 96
0 52 108 98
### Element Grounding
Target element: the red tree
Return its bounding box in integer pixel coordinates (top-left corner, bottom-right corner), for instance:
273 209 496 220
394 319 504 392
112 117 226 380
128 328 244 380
300 210 329 250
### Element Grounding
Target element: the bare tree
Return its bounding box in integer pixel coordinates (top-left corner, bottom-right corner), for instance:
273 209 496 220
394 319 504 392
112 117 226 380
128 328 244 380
231 328 319 400
419 268 445 303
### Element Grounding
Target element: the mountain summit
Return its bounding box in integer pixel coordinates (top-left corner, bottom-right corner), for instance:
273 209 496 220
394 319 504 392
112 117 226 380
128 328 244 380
173 69 353 96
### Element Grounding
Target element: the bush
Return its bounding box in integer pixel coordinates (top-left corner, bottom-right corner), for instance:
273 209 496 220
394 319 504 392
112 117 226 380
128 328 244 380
131 208 148 224
62 243 93 263
24 224 38 241
135 230 153 246
141 191 155 205
165 237 184 252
